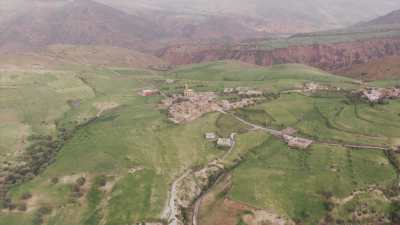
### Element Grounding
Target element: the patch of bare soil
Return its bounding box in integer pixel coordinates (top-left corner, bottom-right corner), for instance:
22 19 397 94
58 173 88 184
198 175 293 225
243 209 289 225
93 102 120 117
24 194 41 212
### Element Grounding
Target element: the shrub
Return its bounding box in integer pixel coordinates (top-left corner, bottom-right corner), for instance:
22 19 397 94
17 203 27 211
76 177 86 186
51 177 59 184
37 206 52 215
390 201 400 224
21 192 32 200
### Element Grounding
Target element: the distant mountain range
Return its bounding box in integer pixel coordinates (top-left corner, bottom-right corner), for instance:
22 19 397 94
0 0 273 52
1 0 400 53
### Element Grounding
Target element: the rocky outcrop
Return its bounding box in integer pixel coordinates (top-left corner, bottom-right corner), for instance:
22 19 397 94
158 38 400 73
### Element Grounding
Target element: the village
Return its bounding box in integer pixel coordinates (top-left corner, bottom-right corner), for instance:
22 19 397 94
159 84 263 124
140 83 315 150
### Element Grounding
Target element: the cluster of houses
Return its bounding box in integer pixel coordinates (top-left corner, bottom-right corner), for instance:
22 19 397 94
219 99 256 111
303 82 330 92
361 87 400 103
164 87 220 124
161 85 264 124
224 87 263 97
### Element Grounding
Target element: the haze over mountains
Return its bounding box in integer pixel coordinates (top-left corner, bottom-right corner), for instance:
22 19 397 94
0 0 400 77
1 0 400 53
99 0 400 29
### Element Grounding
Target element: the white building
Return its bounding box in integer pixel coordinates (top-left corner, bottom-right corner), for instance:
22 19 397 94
205 132 218 141
217 138 234 148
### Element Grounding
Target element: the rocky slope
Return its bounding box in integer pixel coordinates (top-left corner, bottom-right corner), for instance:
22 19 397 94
0 0 167 52
158 38 400 73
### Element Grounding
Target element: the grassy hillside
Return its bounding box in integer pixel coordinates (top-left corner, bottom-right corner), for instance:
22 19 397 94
0 70 94 162
168 61 358 92
0 45 166 69
1 60 399 225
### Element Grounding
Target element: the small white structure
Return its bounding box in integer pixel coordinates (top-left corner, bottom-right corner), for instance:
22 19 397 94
183 84 194 97
205 132 218 141
223 88 235 94
166 79 175 84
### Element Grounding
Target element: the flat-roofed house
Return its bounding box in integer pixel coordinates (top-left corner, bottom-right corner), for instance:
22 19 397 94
217 138 234 148
283 135 313 149
205 132 218 141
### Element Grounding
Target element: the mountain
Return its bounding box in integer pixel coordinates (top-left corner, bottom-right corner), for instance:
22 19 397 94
358 9 400 27
98 0 400 31
0 0 168 52
0 0 272 53
2 0 400 46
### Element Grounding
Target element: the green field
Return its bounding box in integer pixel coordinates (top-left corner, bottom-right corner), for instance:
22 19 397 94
229 139 396 224
1 61 399 225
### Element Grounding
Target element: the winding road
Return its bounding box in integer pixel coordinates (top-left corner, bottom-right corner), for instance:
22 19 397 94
162 170 192 225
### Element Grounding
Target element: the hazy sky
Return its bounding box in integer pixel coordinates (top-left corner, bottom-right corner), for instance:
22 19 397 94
1 0 400 27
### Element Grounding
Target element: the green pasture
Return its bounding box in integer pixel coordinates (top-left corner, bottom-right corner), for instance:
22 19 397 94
229 138 397 224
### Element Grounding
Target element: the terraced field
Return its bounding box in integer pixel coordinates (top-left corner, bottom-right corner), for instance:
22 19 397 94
1 61 399 225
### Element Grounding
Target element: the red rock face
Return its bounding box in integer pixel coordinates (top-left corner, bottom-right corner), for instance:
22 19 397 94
158 38 400 72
